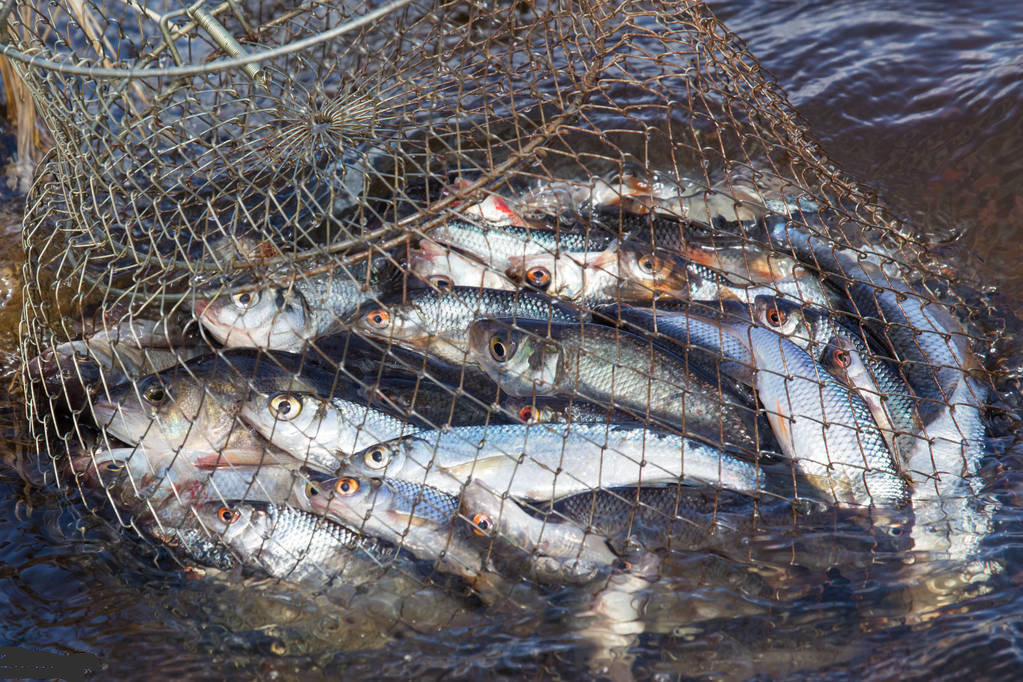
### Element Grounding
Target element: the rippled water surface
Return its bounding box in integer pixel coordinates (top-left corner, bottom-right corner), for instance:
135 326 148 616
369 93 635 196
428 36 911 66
3 1 1023 679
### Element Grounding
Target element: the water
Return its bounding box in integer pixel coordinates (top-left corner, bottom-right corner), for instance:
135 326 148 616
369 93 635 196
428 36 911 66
4 0 1023 678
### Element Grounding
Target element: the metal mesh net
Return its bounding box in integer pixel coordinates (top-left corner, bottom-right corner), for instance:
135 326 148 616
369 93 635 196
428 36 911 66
9 0 1010 669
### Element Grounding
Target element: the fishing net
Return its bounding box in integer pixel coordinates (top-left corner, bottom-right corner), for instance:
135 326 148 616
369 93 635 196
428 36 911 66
8 0 1013 671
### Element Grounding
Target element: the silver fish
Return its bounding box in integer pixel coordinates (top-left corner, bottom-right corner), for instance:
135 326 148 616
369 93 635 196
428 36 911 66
190 501 383 587
352 286 584 366
193 258 392 351
239 390 416 470
305 474 510 603
467 318 761 452
505 242 695 304
341 423 765 502
733 324 909 507
460 479 617 584
409 239 517 291
91 349 338 463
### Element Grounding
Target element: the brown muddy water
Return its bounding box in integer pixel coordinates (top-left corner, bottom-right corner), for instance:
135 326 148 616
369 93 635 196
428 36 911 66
2 1 1023 679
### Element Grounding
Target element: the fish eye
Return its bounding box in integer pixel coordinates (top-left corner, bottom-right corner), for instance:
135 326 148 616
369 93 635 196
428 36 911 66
268 393 302 421
365 308 391 329
638 254 656 274
764 307 787 328
489 335 512 362
471 512 493 536
335 477 359 496
231 291 260 310
526 266 552 290
830 348 852 369
142 383 167 404
363 446 391 470
217 506 239 524
103 461 124 473
518 405 535 422
429 275 454 291
305 483 318 498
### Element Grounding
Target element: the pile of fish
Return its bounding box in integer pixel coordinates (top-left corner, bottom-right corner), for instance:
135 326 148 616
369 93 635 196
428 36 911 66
31 168 992 653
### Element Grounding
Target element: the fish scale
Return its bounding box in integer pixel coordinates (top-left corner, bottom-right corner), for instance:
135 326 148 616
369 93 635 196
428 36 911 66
746 326 908 507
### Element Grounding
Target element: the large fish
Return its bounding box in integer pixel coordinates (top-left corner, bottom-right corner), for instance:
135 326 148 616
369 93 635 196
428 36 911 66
340 422 766 502
467 318 762 452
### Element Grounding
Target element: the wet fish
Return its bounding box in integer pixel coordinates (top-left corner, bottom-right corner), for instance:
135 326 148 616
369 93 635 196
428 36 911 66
460 479 618 585
426 217 616 271
467 318 762 452
352 286 585 366
501 395 639 425
189 501 385 587
360 377 508 427
305 474 509 602
409 239 517 291
91 349 338 464
729 323 909 507
505 242 695 304
764 218 984 425
73 444 311 525
341 422 765 502
239 390 417 468
193 257 395 351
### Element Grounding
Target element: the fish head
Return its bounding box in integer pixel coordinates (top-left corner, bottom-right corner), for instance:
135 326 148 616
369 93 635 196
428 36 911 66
468 319 558 393
306 473 390 531
616 245 692 300
752 295 816 349
92 371 200 453
411 240 511 291
345 438 411 480
194 286 311 351
241 389 317 447
506 252 586 299
194 500 261 547
354 299 434 348
820 336 858 384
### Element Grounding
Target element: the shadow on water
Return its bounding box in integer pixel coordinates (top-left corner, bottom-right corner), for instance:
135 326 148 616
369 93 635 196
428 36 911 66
3 0 1023 679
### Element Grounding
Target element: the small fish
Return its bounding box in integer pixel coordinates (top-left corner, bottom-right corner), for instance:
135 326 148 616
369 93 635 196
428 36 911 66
460 479 618 585
505 242 695 304
426 217 615 271
501 395 638 425
193 258 394 351
73 444 311 524
305 474 507 602
352 286 584 367
728 323 909 507
189 501 385 587
409 239 518 291
341 422 766 502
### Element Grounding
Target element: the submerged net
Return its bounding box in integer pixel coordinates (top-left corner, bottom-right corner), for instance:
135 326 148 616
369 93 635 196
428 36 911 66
9 0 1013 670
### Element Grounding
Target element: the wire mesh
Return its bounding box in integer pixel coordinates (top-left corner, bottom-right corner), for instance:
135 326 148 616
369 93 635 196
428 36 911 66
10 0 1006 668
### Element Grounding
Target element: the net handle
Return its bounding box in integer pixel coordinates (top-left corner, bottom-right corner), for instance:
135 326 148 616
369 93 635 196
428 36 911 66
0 0 414 78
